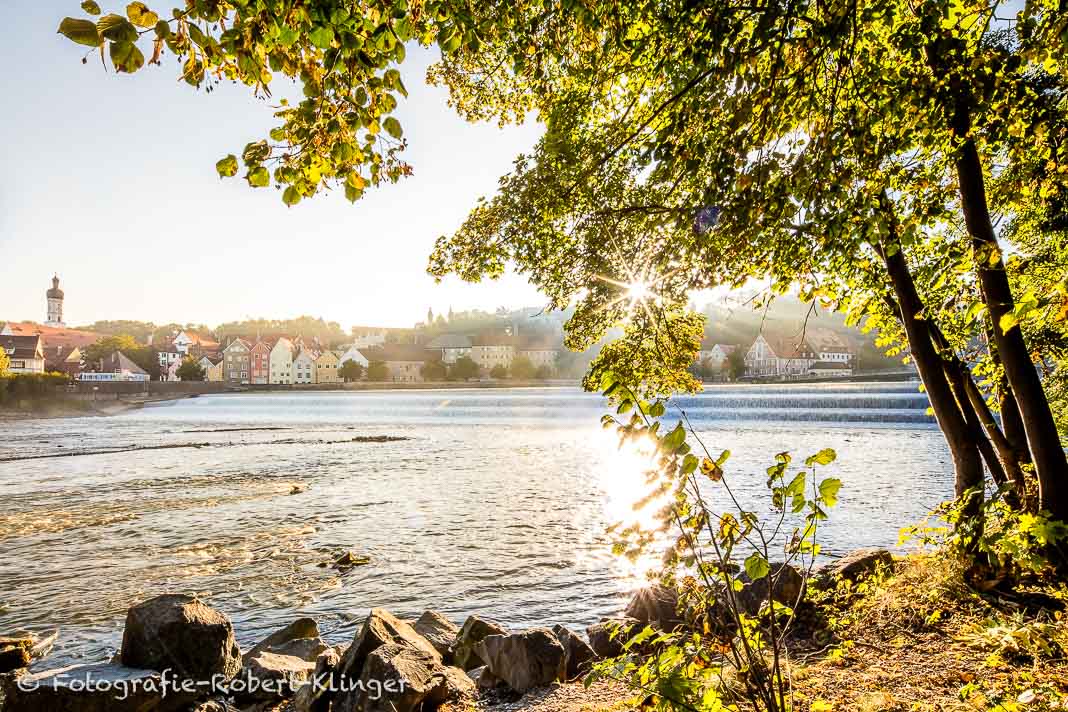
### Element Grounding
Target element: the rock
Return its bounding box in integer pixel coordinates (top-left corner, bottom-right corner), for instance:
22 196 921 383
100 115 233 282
0 662 195 712
412 611 459 661
465 665 502 690
244 618 323 662
0 632 57 675
551 625 595 679
334 643 443 712
735 563 805 615
333 608 442 706
451 615 507 671
120 594 242 682
818 548 894 583
474 628 566 693
333 552 371 570
290 646 342 712
189 700 241 712
624 585 682 629
586 617 639 659
238 650 315 701
424 665 476 706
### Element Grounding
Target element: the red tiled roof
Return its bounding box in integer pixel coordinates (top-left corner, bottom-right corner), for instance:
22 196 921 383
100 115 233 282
3 321 100 351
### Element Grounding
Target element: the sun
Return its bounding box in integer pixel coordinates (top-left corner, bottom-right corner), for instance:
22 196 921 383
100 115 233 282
626 281 651 302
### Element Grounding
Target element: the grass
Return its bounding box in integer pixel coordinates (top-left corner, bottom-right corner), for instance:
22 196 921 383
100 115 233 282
789 553 1068 711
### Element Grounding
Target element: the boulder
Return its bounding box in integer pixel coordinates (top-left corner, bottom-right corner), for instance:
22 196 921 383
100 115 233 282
465 665 502 690
336 608 441 688
189 700 241 712
585 617 639 659
412 611 459 661
818 548 894 583
238 650 315 701
0 632 57 675
290 646 342 712
120 594 242 682
451 615 507 671
624 585 681 629
474 628 566 693
424 665 476 706
333 643 443 712
0 662 195 712
551 625 595 679
243 618 324 662
735 563 805 615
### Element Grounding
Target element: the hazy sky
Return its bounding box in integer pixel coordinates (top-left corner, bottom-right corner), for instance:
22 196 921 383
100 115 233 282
0 2 545 329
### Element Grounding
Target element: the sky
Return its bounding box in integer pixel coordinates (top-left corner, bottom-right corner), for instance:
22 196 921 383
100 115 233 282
0 2 546 329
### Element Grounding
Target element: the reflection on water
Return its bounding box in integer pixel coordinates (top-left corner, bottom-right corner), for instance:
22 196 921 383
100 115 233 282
0 384 951 666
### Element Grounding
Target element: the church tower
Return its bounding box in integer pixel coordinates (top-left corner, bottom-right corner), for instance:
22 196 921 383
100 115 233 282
46 274 65 327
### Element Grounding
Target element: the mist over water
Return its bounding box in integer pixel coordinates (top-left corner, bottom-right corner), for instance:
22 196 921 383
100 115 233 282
0 383 952 667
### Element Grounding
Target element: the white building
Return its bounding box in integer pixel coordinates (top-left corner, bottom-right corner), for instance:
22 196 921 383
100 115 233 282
0 335 45 374
292 349 318 384
45 275 65 327
338 344 371 369
424 334 472 364
269 337 296 384
744 333 817 378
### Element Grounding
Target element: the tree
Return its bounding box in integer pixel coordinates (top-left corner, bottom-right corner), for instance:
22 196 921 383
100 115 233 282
366 361 389 382
489 364 508 379
0 346 9 378
339 360 364 382
58 1 1068 522
175 357 205 381
726 349 747 383
420 360 447 381
449 356 479 381
509 355 535 379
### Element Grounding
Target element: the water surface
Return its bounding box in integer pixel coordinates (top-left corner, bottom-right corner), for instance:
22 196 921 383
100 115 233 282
0 384 952 666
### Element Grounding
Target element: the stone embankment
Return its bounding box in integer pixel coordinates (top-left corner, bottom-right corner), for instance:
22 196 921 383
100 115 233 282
0 549 893 712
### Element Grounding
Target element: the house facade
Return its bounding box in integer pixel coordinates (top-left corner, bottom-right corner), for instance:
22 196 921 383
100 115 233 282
744 333 817 378
204 358 224 382
338 345 370 369
0 335 45 374
471 335 515 373
315 350 341 384
425 334 473 364
805 328 855 366
369 344 425 382
249 340 272 384
269 338 295 384
78 351 149 382
293 349 318 384
222 338 251 385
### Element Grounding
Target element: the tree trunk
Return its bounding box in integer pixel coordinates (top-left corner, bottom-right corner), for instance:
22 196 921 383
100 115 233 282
955 136 1068 520
877 227 984 510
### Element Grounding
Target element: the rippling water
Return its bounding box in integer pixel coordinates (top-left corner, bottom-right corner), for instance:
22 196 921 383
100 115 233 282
0 383 953 667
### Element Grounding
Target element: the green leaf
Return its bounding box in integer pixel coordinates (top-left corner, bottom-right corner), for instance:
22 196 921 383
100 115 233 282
383 116 403 139
744 552 770 581
805 448 837 466
215 155 238 178
999 312 1019 334
58 18 101 47
308 26 334 49
98 14 138 42
681 454 698 475
81 1 102 15
110 40 144 72
818 478 843 507
126 2 158 28
247 166 270 187
282 186 301 206
154 19 170 39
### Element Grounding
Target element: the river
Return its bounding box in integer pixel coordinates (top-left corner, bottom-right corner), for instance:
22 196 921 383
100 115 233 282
0 383 952 667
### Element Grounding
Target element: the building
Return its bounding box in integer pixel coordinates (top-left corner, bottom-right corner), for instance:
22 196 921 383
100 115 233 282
315 350 341 384
293 349 318 384
204 357 224 382
173 330 221 358
157 349 182 380
517 337 559 370
2 322 100 373
249 340 273 384
45 275 65 327
804 328 855 367
350 327 388 349
0 335 45 374
338 344 370 370
269 338 296 384
365 344 426 383
698 341 737 366
222 338 251 385
808 361 853 378
744 333 818 378
471 334 515 373
78 351 149 382
425 334 472 364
